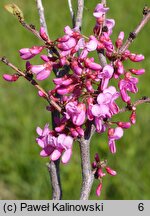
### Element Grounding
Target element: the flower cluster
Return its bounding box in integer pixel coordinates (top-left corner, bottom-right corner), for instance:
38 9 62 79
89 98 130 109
92 153 117 196
3 2 146 196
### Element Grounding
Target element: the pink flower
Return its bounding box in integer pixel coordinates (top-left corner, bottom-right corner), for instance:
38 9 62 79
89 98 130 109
92 86 119 132
19 46 44 60
65 101 86 126
57 26 81 57
119 73 138 103
79 36 98 59
36 124 73 164
105 19 115 36
92 86 119 118
98 65 114 90
108 127 124 153
93 4 109 18
31 55 53 80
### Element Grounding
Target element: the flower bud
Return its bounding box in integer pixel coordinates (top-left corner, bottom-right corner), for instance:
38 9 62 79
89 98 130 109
97 168 106 178
96 183 102 197
38 90 46 97
95 153 100 162
117 121 131 129
92 161 97 169
129 68 145 75
115 31 124 48
130 111 136 124
105 166 117 176
84 58 102 71
57 84 76 95
40 27 48 41
129 53 144 62
3 74 19 82
55 124 66 132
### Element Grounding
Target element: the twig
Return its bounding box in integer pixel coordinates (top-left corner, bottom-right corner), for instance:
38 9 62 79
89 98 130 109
0 57 62 113
35 0 49 36
119 97 150 113
75 0 84 31
68 0 76 28
79 122 95 200
20 20 42 41
119 9 150 54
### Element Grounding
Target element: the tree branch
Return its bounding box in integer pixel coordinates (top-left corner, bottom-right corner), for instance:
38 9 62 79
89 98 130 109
79 122 95 200
119 8 150 54
47 160 62 200
0 57 62 113
68 0 76 28
75 0 84 31
35 0 49 36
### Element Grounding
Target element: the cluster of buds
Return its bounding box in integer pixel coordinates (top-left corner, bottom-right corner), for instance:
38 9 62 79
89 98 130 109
2 2 146 196
92 153 117 196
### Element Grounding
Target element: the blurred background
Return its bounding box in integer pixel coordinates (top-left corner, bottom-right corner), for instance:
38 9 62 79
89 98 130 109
0 0 150 200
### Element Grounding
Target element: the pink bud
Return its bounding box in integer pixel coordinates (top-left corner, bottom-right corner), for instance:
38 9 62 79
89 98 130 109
105 166 117 176
97 168 106 178
55 124 66 132
57 35 70 42
3 74 19 82
95 153 100 162
38 90 46 97
96 183 102 197
75 127 84 137
129 53 144 62
130 111 136 124
92 161 97 169
117 122 131 129
40 27 48 41
26 61 32 71
108 128 115 137
115 31 124 48
71 60 83 75
57 84 76 95
70 128 79 137
53 76 66 85
84 58 102 71
115 60 124 75
129 68 145 75
85 80 94 93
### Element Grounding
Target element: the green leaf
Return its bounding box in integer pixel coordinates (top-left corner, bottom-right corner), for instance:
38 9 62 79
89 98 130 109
4 4 24 21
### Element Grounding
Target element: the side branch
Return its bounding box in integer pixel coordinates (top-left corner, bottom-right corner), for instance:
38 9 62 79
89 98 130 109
119 9 150 54
0 57 62 113
75 0 84 31
119 97 150 113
